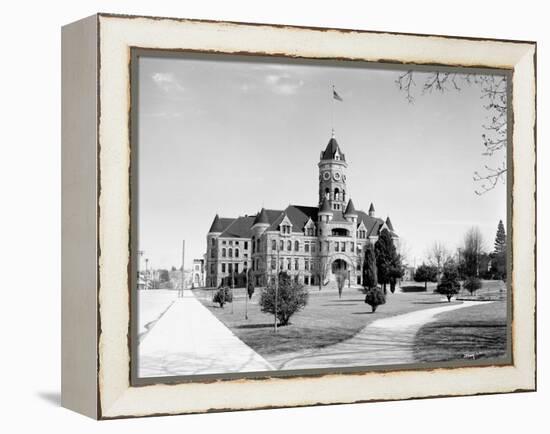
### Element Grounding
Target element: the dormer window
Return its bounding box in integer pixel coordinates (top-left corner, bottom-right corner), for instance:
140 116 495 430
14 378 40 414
279 215 293 236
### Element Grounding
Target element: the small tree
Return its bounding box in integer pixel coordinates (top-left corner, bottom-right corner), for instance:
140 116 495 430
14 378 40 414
427 241 451 279
259 272 309 326
436 262 461 302
462 227 485 278
414 264 438 290
246 268 255 299
463 276 482 295
364 289 386 312
158 269 170 283
336 269 346 299
213 286 233 308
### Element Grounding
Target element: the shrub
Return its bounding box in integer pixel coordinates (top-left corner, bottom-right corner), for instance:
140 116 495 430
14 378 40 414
213 286 233 308
400 285 427 293
436 262 461 302
463 276 482 294
259 272 309 326
364 288 386 312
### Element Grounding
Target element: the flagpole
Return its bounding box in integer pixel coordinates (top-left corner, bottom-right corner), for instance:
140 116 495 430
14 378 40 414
331 84 334 135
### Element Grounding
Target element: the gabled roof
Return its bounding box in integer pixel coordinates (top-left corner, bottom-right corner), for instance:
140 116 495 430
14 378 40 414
208 214 235 233
219 215 256 238
356 210 384 237
320 137 346 161
330 210 349 223
385 216 394 231
266 205 319 233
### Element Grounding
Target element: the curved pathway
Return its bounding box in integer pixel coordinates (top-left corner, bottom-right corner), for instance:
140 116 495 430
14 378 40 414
271 300 490 370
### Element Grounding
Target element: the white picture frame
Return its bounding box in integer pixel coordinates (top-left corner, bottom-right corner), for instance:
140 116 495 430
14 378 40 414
61 13 536 419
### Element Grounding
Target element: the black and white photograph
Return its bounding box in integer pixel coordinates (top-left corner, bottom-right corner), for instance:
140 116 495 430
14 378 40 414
2 0 544 429
133 53 510 381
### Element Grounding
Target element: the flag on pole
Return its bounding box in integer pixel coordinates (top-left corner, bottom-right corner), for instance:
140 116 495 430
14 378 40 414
333 87 343 102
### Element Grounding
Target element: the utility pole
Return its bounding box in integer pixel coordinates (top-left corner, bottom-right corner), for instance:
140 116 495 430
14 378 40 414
145 258 149 290
138 250 144 289
180 240 185 298
275 241 279 333
231 263 235 314
245 267 249 319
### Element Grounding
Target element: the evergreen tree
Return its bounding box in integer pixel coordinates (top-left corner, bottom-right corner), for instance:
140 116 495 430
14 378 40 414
259 272 309 326
436 261 461 302
388 254 404 293
491 220 507 281
246 268 255 299
375 229 396 293
362 243 385 312
362 243 378 290
494 220 506 254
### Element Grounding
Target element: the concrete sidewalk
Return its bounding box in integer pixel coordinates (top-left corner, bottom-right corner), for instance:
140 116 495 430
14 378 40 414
138 291 274 378
271 301 490 370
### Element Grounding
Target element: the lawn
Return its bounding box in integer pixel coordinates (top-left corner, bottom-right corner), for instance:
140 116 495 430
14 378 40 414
413 299 508 362
194 285 461 358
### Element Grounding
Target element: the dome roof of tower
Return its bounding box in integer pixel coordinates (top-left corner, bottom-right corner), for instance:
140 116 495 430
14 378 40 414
344 199 357 215
321 136 346 162
253 208 270 225
319 198 332 214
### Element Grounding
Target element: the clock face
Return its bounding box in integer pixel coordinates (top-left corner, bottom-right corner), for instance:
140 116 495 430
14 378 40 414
322 171 331 181
333 172 341 181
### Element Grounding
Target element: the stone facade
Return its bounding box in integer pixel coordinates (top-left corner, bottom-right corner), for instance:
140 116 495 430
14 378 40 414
191 258 206 288
205 134 397 288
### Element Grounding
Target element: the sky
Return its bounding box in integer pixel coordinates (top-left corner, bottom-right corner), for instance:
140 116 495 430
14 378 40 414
137 54 507 270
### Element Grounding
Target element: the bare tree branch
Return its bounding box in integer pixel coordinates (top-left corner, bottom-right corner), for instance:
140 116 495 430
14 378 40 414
395 71 507 194
395 71 416 103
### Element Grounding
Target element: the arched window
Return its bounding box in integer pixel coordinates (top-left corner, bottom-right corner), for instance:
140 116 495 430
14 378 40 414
325 188 330 200
287 240 292 251
222 248 226 257
272 239 276 251
280 240 284 251
235 248 239 258
334 188 340 201
228 248 233 258
294 240 299 251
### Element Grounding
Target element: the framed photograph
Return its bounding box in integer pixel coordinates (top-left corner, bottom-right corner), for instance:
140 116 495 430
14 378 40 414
61 13 536 419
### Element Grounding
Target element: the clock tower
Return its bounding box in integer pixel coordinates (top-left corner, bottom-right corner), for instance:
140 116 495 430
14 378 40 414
318 131 348 211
